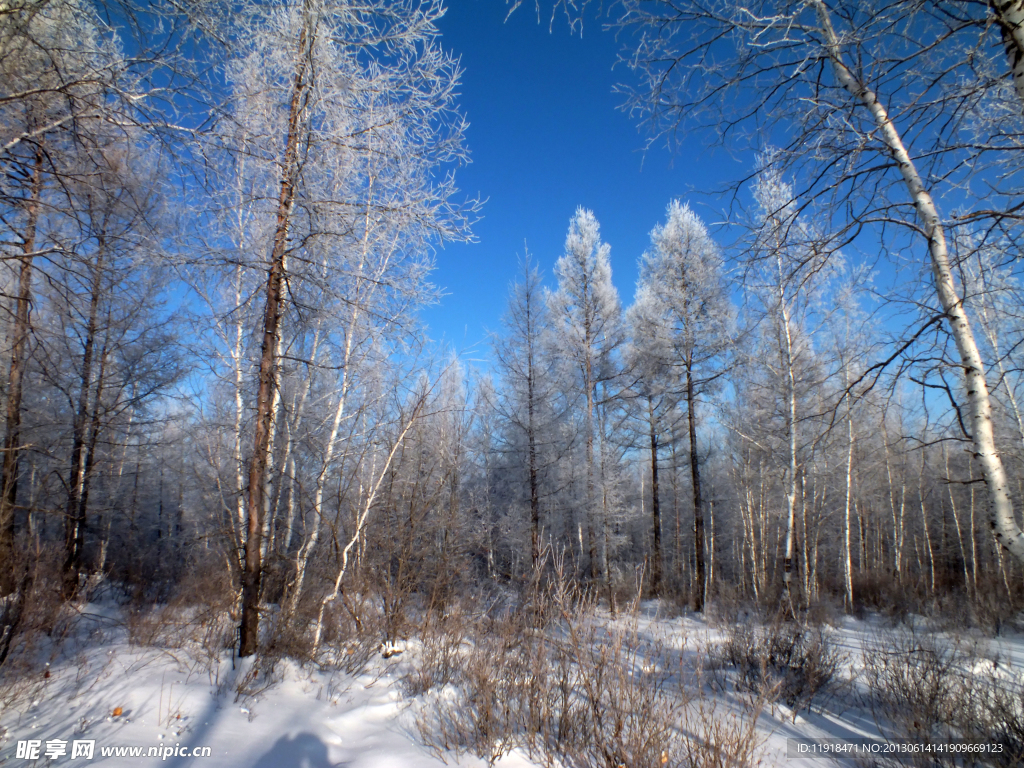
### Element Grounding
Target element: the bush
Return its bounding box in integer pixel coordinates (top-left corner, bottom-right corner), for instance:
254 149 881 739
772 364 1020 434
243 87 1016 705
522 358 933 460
863 626 1024 768
123 554 236 681
1 544 72 673
415 553 765 767
402 603 468 696
714 619 847 717
863 626 970 752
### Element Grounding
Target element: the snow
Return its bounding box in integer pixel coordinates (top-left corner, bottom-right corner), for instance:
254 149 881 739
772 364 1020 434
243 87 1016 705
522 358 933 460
2 602 1022 767
0 605 502 767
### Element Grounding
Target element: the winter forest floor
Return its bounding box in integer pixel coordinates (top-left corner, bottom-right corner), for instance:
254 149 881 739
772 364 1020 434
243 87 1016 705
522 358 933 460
2 586 1024 768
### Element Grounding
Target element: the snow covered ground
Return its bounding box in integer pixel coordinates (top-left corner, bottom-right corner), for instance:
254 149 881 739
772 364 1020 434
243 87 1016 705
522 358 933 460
1 602 1021 767
0 601 524 768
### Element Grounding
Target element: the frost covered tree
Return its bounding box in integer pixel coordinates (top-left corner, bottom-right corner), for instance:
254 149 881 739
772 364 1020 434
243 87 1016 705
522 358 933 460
624 293 678 596
491 256 566 567
44 146 178 598
630 201 733 609
0 0 126 586
218 0 471 656
734 165 838 612
548 208 623 580
608 0 1024 567
0 0 192 611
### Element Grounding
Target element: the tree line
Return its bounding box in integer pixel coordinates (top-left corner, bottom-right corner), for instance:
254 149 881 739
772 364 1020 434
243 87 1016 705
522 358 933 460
2 0 1024 665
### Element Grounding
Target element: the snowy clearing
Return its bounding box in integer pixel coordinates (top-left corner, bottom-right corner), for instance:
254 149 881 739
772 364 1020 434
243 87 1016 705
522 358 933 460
2 601 1022 768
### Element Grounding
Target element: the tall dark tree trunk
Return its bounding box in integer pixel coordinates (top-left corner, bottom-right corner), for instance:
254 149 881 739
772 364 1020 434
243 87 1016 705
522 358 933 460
687 360 705 612
75 334 110 579
648 397 662 596
586 363 598 582
62 248 105 599
239 5 312 658
528 364 540 568
0 148 43 593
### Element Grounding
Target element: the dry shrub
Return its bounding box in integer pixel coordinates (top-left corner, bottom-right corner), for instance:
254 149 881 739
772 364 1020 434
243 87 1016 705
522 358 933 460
676 696 767 768
124 555 236 679
804 596 841 627
963 577 1024 636
233 650 286 703
714 619 847 717
562 615 687 768
704 583 757 628
402 603 468 696
1 544 71 670
863 626 970 753
852 573 920 623
313 589 384 675
416 553 765 768
961 669 1024 768
1 545 98 725
863 626 1024 768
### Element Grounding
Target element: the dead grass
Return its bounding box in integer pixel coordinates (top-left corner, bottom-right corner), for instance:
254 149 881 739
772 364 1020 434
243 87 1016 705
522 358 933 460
413 553 767 768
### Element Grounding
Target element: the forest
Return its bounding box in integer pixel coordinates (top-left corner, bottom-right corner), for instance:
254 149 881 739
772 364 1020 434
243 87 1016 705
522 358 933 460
3 1 1024 766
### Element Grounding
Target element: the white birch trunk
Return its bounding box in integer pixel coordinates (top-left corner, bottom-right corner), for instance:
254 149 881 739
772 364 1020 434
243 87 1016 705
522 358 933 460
843 390 855 608
260 332 284 563
312 398 426 653
993 1 1024 107
883 422 905 580
780 280 799 609
280 322 321 554
232 266 247 565
288 153 393 616
286 301 361 618
814 0 1024 563
970 465 979 590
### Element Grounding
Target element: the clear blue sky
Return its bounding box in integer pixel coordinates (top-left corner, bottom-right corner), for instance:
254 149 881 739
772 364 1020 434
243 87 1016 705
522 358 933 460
423 0 747 356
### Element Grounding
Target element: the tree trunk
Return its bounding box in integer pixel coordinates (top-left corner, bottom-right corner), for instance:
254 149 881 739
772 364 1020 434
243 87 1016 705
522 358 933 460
843 391 855 609
585 355 598 581
687 360 705 612
780 288 799 614
919 452 936 595
239 3 313 658
944 445 972 594
671 436 681 588
648 397 662 596
993 0 1024 107
75 335 110 581
528 343 540 568
0 148 43 592
62 247 105 599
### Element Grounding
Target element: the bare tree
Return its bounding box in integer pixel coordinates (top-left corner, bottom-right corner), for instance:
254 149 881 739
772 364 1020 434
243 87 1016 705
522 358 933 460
219 0 472 656
491 256 565 568
623 300 679 597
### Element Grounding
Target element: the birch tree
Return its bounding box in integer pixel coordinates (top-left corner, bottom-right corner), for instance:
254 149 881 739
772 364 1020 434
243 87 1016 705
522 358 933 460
736 165 837 610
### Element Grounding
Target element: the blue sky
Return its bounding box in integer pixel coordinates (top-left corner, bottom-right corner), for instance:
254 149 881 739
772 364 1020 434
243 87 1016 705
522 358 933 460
423 0 748 357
